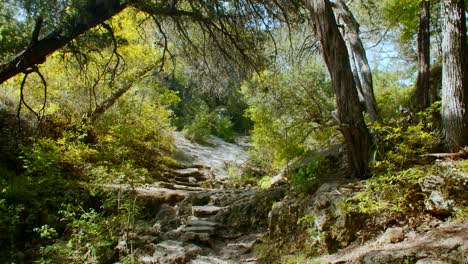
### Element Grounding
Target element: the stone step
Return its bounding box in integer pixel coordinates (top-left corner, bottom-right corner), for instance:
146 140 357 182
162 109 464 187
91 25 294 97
192 205 226 217
182 225 216 234
187 219 220 228
181 231 212 243
173 168 207 181
172 180 201 187
157 182 205 191
174 176 198 183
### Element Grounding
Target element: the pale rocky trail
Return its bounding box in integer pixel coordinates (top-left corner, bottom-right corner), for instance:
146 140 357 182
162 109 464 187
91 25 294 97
116 132 284 263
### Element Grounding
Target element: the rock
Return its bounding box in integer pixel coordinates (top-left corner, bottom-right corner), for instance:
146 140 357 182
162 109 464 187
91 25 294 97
268 182 361 254
269 174 287 187
425 191 456 215
182 226 216 234
162 229 183 241
378 227 405 244
152 240 203 264
156 204 178 223
415 259 449 264
419 175 444 193
419 171 467 216
181 232 212 243
187 218 220 228
190 256 229 264
192 205 226 217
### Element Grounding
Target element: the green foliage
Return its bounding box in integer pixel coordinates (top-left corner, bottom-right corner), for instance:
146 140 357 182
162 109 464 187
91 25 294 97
0 138 84 262
290 156 330 193
373 69 414 121
182 102 212 143
346 167 427 215
381 0 419 45
36 204 119 264
370 101 440 173
0 11 180 262
211 114 235 143
242 59 335 170
182 101 236 143
259 176 274 189
297 213 318 238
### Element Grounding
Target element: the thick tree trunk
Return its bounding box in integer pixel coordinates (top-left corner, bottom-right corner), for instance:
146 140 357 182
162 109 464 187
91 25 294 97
441 0 468 150
0 0 127 85
304 0 372 178
416 0 431 109
332 0 379 123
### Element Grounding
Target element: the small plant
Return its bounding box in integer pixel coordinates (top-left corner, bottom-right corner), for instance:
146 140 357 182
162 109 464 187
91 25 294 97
37 204 119 264
345 166 428 215
290 156 329 193
297 213 318 238
259 176 273 189
370 101 440 174
34 225 58 240
212 115 235 142
183 109 212 143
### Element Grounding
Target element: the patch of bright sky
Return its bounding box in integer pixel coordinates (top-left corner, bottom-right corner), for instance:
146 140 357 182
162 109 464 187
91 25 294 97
365 36 416 87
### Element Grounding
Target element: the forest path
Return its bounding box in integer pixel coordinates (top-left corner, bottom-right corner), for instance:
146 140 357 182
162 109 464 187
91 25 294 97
119 133 283 263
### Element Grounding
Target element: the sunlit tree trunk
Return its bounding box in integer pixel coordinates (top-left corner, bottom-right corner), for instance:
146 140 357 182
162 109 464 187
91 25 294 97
345 34 366 105
304 0 372 178
441 0 468 150
416 0 431 109
332 0 379 123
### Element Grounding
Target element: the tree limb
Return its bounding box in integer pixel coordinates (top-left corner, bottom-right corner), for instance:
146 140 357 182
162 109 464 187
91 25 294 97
0 0 127 85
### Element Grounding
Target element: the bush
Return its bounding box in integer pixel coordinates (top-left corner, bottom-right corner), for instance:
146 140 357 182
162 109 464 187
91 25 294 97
182 102 236 143
241 59 335 170
290 155 330 193
183 104 212 143
345 167 427 215
370 101 440 173
212 115 235 143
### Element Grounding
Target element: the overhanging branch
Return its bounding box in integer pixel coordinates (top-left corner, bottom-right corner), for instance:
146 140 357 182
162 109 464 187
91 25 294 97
0 0 127 85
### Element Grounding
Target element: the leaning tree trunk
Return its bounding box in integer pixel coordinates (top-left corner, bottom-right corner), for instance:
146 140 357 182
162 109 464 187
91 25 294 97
441 0 468 150
416 0 431 109
343 29 365 105
332 0 379 123
304 0 372 178
0 0 127 85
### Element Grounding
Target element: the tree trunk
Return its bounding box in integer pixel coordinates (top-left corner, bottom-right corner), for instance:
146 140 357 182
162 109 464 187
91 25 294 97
332 0 379 123
441 0 468 150
416 0 431 109
344 31 366 105
304 0 372 178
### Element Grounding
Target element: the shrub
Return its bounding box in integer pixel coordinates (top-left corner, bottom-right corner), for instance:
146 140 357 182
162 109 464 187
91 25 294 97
241 59 335 170
290 155 330 193
370 101 440 173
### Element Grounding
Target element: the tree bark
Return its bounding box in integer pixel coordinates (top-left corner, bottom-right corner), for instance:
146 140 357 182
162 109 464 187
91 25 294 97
304 0 372 178
344 31 366 105
441 0 468 150
331 0 379 123
0 0 127 85
416 0 431 109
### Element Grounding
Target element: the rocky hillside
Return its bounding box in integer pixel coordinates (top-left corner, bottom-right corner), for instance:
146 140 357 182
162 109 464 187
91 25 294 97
122 135 467 263
260 158 468 264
